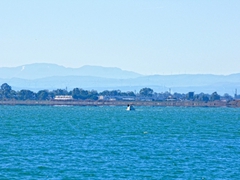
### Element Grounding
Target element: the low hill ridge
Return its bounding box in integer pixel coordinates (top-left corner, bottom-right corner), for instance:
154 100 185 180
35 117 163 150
0 63 142 79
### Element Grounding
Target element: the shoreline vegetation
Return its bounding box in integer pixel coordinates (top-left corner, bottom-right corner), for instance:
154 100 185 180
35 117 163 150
1 99 240 107
1 83 240 107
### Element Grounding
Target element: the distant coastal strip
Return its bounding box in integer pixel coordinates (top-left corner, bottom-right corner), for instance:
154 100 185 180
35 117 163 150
1 100 240 107
1 83 240 107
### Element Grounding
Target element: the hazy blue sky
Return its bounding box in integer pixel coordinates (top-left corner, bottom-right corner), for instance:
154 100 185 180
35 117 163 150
0 0 239 75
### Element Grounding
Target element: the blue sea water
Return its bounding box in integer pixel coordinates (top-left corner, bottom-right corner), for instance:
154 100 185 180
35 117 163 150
0 105 240 179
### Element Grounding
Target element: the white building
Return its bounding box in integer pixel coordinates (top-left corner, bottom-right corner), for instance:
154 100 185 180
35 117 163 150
54 95 73 100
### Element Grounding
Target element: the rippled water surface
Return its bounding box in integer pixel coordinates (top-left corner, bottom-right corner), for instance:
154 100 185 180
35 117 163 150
1 105 240 179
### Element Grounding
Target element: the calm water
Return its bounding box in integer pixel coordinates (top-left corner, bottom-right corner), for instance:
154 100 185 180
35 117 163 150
0 105 240 179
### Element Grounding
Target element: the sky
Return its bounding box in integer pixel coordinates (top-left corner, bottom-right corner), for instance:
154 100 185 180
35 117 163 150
0 0 240 75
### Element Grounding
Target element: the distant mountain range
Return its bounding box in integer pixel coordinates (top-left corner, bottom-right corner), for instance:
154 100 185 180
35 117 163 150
0 63 142 79
0 63 240 95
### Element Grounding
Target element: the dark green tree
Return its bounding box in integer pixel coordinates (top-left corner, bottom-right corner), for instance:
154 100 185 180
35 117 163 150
109 90 121 96
88 90 99 100
99 90 121 96
99 90 110 96
37 90 49 100
194 93 209 102
139 88 154 97
72 88 87 99
72 88 81 99
0 83 13 100
18 90 36 100
1 83 12 92
52 89 69 96
210 92 220 101
71 88 99 100
125 91 136 96
78 89 89 100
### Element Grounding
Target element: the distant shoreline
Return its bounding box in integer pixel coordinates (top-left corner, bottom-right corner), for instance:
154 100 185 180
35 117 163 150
1 100 240 107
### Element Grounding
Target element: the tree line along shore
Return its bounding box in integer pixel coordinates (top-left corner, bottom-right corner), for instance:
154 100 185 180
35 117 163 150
0 83 240 107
